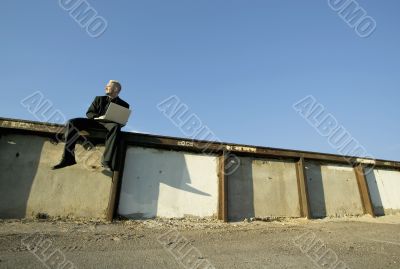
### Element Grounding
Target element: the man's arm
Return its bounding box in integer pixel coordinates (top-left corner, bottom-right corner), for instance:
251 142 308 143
86 97 100 119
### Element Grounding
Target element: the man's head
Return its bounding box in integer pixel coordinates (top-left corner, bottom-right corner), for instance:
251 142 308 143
105 80 122 98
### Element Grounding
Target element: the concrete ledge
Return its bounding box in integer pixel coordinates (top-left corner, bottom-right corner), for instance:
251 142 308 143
2 117 400 168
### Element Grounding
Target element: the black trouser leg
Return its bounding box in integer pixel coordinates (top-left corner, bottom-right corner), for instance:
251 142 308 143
98 122 121 166
62 118 104 161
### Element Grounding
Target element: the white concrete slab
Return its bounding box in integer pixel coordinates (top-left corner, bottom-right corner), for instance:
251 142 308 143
118 147 218 218
366 169 400 215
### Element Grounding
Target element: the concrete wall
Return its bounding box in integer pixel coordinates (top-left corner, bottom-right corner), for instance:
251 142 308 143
0 133 113 219
118 147 219 219
366 169 400 215
228 157 301 220
2 120 399 221
305 162 363 218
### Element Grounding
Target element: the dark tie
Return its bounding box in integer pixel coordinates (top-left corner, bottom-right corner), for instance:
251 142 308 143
105 97 113 111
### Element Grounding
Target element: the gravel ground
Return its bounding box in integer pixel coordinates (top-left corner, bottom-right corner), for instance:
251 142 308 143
1 215 400 269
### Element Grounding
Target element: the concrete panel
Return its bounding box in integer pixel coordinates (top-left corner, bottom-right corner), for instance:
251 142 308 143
305 162 363 217
118 147 218 219
228 157 301 220
366 169 400 215
228 157 254 220
0 134 113 219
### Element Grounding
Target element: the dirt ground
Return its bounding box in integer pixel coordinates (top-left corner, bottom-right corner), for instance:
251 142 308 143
1 215 400 269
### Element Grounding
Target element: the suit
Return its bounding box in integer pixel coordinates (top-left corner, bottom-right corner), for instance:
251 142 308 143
61 95 130 171
86 96 130 119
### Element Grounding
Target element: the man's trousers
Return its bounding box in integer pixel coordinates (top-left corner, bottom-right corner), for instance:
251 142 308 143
61 117 121 168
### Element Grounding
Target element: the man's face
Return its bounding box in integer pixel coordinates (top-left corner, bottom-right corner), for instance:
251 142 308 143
105 82 118 96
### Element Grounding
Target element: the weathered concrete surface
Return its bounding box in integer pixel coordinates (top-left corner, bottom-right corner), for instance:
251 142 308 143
366 168 400 215
228 157 301 220
118 147 218 219
0 134 113 220
305 162 364 218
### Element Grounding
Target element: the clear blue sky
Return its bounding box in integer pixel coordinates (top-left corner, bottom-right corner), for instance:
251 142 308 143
1 0 399 161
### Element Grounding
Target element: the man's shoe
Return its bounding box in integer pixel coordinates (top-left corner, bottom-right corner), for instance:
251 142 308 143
101 161 113 172
52 158 76 170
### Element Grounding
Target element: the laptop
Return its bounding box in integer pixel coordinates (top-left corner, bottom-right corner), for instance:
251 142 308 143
94 102 131 125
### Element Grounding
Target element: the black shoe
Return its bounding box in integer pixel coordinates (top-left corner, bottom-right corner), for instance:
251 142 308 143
52 158 77 170
101 161 113 171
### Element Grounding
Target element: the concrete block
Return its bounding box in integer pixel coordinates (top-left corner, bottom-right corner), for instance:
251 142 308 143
366 169 400 215
0 134 113 219
118 147 218 219
228 157 301 220
305 162 363 217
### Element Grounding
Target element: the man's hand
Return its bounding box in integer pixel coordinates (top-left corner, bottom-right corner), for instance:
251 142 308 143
94 115 106 120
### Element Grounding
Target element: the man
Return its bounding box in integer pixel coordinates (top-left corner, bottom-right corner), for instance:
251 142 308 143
52 80 130 171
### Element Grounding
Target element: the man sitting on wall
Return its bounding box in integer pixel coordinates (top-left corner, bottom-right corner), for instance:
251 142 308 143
52 80 130 171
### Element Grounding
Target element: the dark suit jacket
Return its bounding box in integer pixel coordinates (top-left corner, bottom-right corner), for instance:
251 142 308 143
86 96 130 119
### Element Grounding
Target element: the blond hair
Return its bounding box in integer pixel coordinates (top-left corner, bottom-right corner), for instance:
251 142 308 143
109 80 122 91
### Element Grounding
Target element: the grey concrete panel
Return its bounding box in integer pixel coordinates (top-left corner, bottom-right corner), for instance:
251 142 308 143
0 134 112 219
252 159 300 218
228 157 255 221
305 162 363 217
228 157 300 220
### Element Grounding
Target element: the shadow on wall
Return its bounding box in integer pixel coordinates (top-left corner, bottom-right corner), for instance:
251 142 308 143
0 133 43 219
227 157 301 221
305 163 327 218
364 168 400 216
0 130 114 220
117 145 213 219
227 157 255 221
365 171 385 216
305 161 391 218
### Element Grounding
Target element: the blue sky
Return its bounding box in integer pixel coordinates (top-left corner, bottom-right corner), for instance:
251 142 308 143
1 0 399 161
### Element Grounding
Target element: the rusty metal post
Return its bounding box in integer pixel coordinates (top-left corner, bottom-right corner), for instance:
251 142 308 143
295 157 311 218
218 152 228 222
106 139 128 221
354 164 375 217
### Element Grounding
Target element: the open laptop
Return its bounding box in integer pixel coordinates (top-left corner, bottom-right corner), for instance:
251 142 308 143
94 102 131 125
